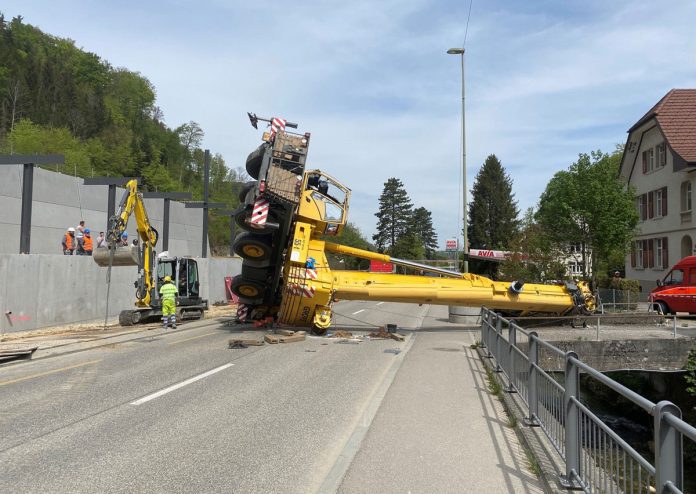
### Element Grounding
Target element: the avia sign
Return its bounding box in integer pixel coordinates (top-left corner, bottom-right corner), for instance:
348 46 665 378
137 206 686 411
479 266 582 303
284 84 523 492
445 239 458 251
468 249 509 260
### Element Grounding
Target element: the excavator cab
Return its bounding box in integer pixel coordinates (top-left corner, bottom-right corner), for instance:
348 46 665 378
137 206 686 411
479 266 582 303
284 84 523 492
154 255 203 308
299 170 350 236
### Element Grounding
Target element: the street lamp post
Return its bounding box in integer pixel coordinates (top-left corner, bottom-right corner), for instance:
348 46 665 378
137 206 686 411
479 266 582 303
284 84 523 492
447 47 468 273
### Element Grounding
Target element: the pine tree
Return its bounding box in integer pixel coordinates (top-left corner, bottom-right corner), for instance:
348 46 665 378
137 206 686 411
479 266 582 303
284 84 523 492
410 207 438 258
468 154 520 249
373 177 413 252
467 154 519 277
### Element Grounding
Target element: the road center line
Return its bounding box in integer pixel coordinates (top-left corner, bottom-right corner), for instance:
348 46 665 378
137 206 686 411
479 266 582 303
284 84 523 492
352 309 365 315
130 363 234 405
0 359 101 387
167 331 217 345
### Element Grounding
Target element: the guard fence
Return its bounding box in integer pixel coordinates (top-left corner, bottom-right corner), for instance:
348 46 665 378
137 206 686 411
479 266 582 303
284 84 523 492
596 288 651 313
479 307 696 493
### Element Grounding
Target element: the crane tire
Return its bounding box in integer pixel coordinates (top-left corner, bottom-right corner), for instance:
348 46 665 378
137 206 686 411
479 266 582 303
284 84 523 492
233 232 273 262
230 275 265 305
246 144 266 179
238 181 256 204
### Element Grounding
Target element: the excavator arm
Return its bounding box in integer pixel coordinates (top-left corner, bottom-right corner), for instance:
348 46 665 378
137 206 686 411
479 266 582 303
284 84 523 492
94 179 159 307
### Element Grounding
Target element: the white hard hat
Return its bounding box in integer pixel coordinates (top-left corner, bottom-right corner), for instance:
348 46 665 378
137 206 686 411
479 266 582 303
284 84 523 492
68 227 75 232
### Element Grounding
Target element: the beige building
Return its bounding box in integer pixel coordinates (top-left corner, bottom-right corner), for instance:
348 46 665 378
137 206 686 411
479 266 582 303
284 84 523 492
620 89 696 291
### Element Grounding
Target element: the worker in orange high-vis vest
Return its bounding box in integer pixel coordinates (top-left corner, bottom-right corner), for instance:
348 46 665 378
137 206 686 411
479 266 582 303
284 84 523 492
81 228 93 256
62 227 76 255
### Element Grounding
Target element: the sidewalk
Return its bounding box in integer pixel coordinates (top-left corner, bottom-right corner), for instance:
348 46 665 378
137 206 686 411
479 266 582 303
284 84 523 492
337 322 544 493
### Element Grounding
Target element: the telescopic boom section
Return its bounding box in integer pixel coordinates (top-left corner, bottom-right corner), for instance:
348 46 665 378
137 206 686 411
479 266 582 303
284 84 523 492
321 242 595 316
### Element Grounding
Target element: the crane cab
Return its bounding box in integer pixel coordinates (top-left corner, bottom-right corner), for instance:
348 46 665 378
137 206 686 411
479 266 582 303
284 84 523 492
298 170 351 236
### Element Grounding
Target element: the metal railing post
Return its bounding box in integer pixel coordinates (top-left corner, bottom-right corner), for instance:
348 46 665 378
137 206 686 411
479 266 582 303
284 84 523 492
479 307 486 348
654 401 683 492
486 312 494 358
560 351 582 489
525 331 540 426
494 315 502 372
506 321 517 392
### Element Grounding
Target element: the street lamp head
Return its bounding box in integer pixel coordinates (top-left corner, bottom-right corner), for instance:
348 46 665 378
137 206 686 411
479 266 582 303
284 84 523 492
447 48 465 55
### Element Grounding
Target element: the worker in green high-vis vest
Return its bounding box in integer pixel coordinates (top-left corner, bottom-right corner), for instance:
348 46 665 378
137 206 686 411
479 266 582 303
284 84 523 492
159 275 179 329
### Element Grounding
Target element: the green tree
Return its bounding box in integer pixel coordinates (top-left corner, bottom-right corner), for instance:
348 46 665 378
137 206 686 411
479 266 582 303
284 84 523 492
410 207 438 258
535 149 638 283
390 231 425 262
467 154 519 277
499 208 568 283
373 177 413 252
322 222 373 270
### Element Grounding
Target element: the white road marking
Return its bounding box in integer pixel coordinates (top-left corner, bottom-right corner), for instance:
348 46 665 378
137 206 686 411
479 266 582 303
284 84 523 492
130 363 234 405
376 302 385 306
352 309 365 315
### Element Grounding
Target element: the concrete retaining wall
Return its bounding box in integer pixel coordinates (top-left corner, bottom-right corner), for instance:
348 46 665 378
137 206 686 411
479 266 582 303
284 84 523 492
0 166 208 256
538 338 696 371
0 254 241 334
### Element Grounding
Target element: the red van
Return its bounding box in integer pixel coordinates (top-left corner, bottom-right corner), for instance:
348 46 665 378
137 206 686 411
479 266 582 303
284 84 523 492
650 256 696 314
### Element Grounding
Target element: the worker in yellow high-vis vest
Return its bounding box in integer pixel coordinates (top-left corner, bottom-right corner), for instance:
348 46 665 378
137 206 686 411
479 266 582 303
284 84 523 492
159 275 179 329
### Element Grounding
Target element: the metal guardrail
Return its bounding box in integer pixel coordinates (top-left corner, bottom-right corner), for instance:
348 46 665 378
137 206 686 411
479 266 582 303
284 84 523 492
596 288 650 313
480 307 696 493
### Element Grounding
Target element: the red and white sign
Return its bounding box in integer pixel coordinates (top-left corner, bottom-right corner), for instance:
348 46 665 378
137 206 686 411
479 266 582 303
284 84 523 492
468 249 510 260
250 197 269 227
445 239 458 251
270 117 286 138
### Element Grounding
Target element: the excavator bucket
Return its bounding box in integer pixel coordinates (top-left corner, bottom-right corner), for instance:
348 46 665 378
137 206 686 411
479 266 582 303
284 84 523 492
93 245 140 267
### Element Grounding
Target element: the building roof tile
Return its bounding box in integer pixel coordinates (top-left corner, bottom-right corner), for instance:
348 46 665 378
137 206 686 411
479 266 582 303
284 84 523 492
631 89 696 164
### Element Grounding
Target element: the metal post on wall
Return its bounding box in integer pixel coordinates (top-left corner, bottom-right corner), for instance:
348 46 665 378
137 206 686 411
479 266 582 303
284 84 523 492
83 177 140 228
184 150 225 258
0 154 65 253
141 192 192 251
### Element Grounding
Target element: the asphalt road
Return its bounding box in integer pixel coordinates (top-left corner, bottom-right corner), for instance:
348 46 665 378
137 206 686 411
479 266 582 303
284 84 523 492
0 300 428 493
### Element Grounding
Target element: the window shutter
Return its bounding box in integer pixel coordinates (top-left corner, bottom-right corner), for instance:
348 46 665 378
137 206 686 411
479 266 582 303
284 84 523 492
641 194 647 220
663 237 669 268
631 242 636 268
642 152 647 173
647 239 655 268
648 191 654 219
662 187 668 216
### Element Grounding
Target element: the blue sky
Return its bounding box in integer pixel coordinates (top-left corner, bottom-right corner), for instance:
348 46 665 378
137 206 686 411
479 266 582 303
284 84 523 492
3 1 696 250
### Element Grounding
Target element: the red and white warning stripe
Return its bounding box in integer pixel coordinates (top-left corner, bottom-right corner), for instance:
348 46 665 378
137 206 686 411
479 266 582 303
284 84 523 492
237 304 248 322
302 285 315 298
305 268 318 280
270 117 286 138
250 197 269 227
287 283 315 299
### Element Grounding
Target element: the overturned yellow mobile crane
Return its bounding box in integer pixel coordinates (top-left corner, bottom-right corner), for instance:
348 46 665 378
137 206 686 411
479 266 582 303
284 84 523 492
230 115 596 333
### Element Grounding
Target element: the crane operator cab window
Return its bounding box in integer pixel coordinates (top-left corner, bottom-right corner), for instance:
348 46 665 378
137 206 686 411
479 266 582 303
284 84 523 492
305 173 348 234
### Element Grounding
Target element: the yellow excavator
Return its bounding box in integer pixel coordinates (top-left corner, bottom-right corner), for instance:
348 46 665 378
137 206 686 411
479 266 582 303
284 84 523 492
230 116 596 333
93 179 208 325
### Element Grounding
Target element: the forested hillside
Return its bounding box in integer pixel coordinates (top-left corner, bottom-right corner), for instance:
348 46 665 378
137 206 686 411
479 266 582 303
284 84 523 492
0 14 246 253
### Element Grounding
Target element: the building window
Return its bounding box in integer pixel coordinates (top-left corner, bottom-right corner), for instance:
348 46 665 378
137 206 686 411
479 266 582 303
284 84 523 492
681 181 692 212
656 238 665 268
642 148 654 173
655 187 667 217
636 241 644 268
568 262 584 275
656 142 667 168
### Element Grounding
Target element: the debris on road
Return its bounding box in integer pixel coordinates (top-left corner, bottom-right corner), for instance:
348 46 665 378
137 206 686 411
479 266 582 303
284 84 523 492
228 338 264 349
329 330 353 339
0 344 38 363
384 348 401 355
368 328 405 342
264 330 306 344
